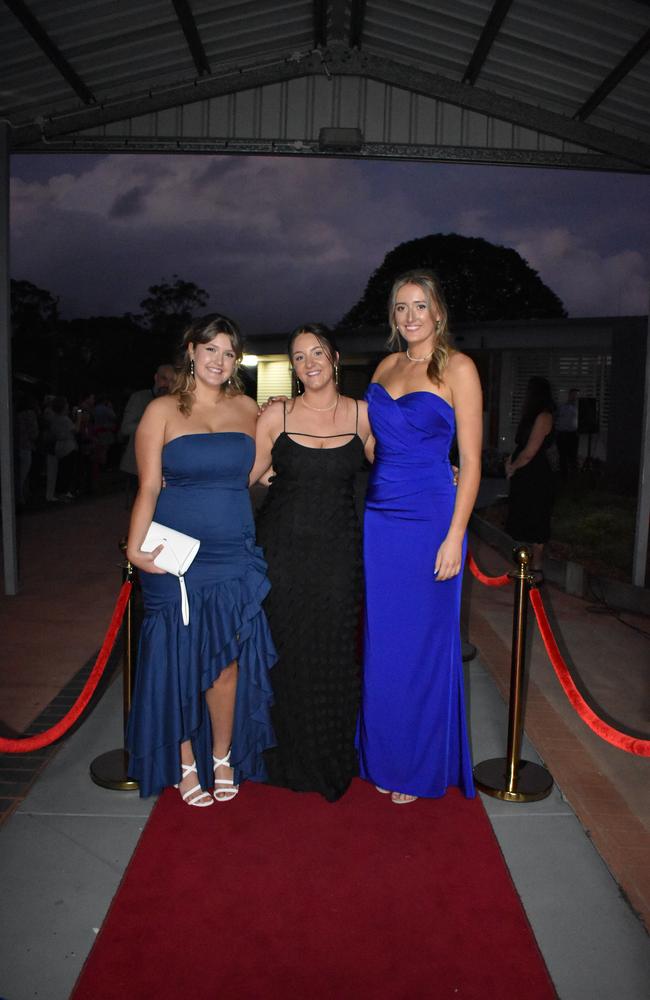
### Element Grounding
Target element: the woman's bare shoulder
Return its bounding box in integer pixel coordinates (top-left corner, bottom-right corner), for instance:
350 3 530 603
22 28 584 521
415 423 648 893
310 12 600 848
142 393 177 421
235 393 259 417
256 397 285 431
446 350 477 376
371 352 400 381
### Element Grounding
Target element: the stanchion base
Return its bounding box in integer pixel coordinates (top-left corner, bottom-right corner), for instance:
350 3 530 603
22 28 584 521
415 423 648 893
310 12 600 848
473 758 553 802
90 749 138 791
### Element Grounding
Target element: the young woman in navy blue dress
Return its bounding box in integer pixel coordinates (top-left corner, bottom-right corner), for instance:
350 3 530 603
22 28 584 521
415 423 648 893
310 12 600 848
126 315 276 806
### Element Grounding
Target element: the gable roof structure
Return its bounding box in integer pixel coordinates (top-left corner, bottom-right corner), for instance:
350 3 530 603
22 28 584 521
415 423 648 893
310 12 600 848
2 0 649 171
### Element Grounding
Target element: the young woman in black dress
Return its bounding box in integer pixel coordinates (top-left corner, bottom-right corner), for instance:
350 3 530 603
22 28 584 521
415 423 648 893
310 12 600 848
249 324 373 801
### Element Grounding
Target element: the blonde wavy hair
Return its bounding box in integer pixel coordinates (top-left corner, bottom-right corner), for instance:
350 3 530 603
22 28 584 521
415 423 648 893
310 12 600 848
387 270 452 385
174 314 245 415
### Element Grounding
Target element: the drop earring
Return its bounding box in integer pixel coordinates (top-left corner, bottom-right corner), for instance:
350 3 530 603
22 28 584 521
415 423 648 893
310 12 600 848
334 364 340 386
190 358 195 378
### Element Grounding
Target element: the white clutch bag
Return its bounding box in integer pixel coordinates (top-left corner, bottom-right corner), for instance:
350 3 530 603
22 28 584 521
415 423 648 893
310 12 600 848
141 521 200 626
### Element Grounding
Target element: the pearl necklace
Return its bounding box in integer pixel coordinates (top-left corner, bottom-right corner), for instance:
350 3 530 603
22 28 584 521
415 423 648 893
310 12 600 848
406 347 434 363
300 394 339 412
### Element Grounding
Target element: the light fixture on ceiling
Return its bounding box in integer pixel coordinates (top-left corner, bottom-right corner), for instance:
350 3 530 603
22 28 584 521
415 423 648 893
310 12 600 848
318 127 364 151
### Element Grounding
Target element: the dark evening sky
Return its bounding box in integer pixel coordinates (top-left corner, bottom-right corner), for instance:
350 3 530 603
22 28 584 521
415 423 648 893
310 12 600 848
10 152 650 334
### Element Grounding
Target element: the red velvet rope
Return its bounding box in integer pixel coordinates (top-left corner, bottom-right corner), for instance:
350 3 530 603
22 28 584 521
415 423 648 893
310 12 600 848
0 581 133 754
529 587 650 757
467 552 511 588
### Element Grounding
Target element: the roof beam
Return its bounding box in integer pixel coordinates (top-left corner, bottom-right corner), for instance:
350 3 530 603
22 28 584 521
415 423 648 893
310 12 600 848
349 0 367 49
9 47 650 169
313 0 328 48
329 0 347 42
574 27 650 121
347 50 650 169
40 133 641 173
171 0 211 76
5 0 95 105
463 0 513 85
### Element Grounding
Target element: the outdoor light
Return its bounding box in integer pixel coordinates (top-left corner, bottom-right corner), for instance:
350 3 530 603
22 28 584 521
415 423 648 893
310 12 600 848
242 354 259 367
318 127 364 151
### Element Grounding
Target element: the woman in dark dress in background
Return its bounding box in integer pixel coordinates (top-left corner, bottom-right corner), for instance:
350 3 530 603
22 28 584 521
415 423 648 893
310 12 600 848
250 324 373 802
505 376 555 579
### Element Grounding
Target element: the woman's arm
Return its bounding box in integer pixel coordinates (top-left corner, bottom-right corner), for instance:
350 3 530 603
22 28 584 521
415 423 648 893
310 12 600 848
356 399 375 463
249 406 281 486
126 401 168 574
505 412 553 477
435 354 483 581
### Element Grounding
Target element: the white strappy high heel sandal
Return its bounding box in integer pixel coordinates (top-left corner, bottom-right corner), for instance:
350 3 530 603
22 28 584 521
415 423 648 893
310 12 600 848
174 761 214 807
213 750 239 802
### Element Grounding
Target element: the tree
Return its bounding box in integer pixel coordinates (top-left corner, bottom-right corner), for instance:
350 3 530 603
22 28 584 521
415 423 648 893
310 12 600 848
11 279 61 384
140 275 209 332
338 234 566 330
11 279 59 334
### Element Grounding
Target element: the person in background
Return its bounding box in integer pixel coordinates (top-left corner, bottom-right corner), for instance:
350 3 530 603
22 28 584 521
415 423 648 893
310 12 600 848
15 392 39 506
49 396 80 500
555 387 579 481
505 376 556 580
92 394 118 485
75 392 96 495
41 395 59 503
120 364 176 505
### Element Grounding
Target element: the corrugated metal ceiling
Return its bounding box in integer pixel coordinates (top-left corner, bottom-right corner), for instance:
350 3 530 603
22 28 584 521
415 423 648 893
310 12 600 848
2 0 649 170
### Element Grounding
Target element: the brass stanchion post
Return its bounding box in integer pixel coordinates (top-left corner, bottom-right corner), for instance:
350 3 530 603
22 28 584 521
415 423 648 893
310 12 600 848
473 546 553 802
90 540 139 791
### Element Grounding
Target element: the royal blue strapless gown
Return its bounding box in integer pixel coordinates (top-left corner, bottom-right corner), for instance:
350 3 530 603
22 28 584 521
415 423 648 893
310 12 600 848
126 433 277 798
357 385 474 799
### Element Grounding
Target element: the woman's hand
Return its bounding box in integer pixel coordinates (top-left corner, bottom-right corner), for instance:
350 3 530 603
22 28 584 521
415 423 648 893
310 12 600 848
434 535 463 581
504 457 515 479
126 543 167 574
258 395 288 414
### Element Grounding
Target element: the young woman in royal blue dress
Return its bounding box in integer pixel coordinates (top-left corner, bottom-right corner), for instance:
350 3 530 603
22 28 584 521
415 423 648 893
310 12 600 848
357 271 482 804
126 315 276 806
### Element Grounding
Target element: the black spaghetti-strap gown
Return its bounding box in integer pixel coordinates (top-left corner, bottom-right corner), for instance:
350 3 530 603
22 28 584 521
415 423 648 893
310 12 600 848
256 401 365 801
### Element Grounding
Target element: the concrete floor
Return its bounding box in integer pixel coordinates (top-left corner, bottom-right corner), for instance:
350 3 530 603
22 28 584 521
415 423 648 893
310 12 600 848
0 655 648 1000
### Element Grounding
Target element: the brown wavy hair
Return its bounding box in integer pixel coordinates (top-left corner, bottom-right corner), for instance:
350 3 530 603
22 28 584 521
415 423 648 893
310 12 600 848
174 314 244 415
387 270 452 385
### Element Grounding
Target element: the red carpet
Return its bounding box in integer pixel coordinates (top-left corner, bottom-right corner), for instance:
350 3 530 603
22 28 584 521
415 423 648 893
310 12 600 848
72 780 556 999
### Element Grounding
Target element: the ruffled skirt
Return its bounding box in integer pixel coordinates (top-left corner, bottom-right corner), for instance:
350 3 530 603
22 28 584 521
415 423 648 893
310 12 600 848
126 537 277 798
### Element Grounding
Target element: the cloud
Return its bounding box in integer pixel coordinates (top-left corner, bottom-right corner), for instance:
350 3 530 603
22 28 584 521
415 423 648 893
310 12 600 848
9 155 650 330
109 185 149 219
510 226 649 316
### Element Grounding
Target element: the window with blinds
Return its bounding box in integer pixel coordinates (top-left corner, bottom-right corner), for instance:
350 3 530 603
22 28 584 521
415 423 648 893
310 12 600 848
256 359 292 406
510 352 611 431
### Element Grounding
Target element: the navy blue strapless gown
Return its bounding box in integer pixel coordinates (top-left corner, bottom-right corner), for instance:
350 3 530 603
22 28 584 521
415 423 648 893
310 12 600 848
357 385 474 799
126 433 277 797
